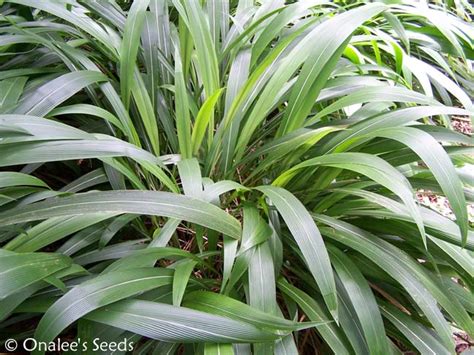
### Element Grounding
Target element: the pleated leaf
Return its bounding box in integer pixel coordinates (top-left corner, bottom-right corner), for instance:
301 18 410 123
35 268 174 342
85 299 279 343
0 252 72 299
368 126 468 245
0 190 241 239
256 186 337 320
12 71 107 116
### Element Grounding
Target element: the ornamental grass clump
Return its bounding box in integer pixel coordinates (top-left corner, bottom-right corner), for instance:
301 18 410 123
0 0 473 354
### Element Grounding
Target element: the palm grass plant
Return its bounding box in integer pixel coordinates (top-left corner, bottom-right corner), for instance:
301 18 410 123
0 0 473 353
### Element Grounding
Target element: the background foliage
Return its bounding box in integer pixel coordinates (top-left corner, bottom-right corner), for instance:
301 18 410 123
0 0 473 353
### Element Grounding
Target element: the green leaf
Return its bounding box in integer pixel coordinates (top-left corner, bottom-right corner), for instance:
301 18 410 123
315 215 466 351
99 214 138 248
172 0 219 98
0 263 86 322
192 88 224 154
131 70 160 155
275 152 426 247
0 172 48 189
318 106 470 154
220 48 251 173
204 343 234 355
329 246 390 354
367 126 468 245
0 190 241 239
48 104 125 133
334 275 370 355
380 302 451 355
183 291 323 332
35 268 174 342
5 0 115 53
239 206 272 256
248 240 278 354
243 126 342 180
278 3 386 135
277 278 352 354
172 259 197 306
0 134 176 192
0 252 72 299
250 1 321 66
120 0 150 109
0 77 27 112
174 44 193 159
12 71 107 117
177 158 203 198
57 225 105 256
0 114 90 141
308 86 437 124
104 247 198 273
150 219 181 248
85 299 279 343
255 186 337 320
5 214 115 252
